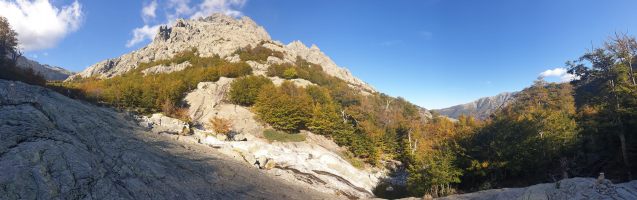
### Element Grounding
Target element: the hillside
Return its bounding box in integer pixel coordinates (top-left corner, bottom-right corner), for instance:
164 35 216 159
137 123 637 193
59 13 423 198
434 92 516 119
0 79 336 199
16 56 73 80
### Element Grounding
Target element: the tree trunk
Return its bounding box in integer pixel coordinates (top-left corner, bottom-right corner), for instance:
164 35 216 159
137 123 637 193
611 79 632 180
619 132 632 179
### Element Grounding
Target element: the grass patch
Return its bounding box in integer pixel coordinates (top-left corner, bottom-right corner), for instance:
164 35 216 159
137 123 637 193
263 129 306 142
341 151 365 169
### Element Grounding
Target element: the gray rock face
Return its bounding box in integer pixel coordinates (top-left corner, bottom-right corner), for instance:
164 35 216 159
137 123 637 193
437 178 637 200
0 80 336 199
434 92 517 119
68 13 375 93
15 56 74 80
69 14 271 80
141 61 191 75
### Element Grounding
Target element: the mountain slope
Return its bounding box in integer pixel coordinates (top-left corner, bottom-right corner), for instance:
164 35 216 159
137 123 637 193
0 79 337 199
15 56 73 80
434 92 517 119
69 13 374 92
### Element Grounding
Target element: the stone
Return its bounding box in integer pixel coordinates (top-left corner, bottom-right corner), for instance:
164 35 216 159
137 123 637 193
256 156 268 169
216 133 228 141
264 159 276 170
137 113 189 135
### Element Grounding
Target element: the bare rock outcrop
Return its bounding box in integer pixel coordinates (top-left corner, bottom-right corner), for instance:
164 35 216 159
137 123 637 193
435 178 637 200
69 14 271 80
15 56 74 80
68 13 375 93
141 61 191 75
0 80 336 199
180 78 383 198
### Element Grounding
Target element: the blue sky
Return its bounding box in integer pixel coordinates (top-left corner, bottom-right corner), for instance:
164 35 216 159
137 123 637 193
3 0 637 109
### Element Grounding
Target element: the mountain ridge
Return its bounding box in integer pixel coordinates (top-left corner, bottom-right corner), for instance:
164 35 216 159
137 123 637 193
14 56 73 80
69 13 375 92
434 91 517 119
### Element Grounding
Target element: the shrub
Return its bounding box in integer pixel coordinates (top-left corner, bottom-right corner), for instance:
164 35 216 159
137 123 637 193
207 117 233 135
235 44 284 62
283 68 298 79
254 82 312 133
228 75 273 106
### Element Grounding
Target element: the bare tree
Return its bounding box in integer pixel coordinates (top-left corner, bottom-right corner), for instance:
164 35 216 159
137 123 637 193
606 33 637 86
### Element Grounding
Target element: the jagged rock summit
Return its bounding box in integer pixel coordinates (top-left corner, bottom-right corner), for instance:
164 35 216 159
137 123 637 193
434 92 517 119
69 13 374 92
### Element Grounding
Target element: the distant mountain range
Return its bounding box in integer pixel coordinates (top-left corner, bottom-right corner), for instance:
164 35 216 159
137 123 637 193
16 56 73 80
434 92 517 119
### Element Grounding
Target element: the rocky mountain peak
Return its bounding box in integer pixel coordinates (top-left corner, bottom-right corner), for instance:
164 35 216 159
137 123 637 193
68 14 375 92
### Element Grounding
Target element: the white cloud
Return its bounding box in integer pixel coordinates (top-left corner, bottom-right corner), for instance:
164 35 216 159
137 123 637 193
191 0 246 19
142 0 158 23
539 67 578 82
126 24 161 47
0 0 83 51
126 0 246 47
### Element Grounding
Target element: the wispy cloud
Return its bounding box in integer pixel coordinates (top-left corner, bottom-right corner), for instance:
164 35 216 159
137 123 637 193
127 0 247 47
419 31 433 40
0 0 83 51
142 0 158 23
127 24 162 47
539 67 578 82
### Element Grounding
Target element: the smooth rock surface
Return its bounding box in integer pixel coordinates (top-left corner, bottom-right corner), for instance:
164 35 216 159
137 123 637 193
437 178 637 200
0 80 336 200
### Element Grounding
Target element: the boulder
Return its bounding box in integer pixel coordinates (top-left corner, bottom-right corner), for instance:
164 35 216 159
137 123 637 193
137 113 190 135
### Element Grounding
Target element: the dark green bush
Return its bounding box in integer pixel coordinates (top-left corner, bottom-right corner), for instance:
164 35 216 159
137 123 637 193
229 75 273 106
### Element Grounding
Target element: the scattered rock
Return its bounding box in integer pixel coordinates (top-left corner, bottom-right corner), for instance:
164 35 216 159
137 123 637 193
137 113 190 135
